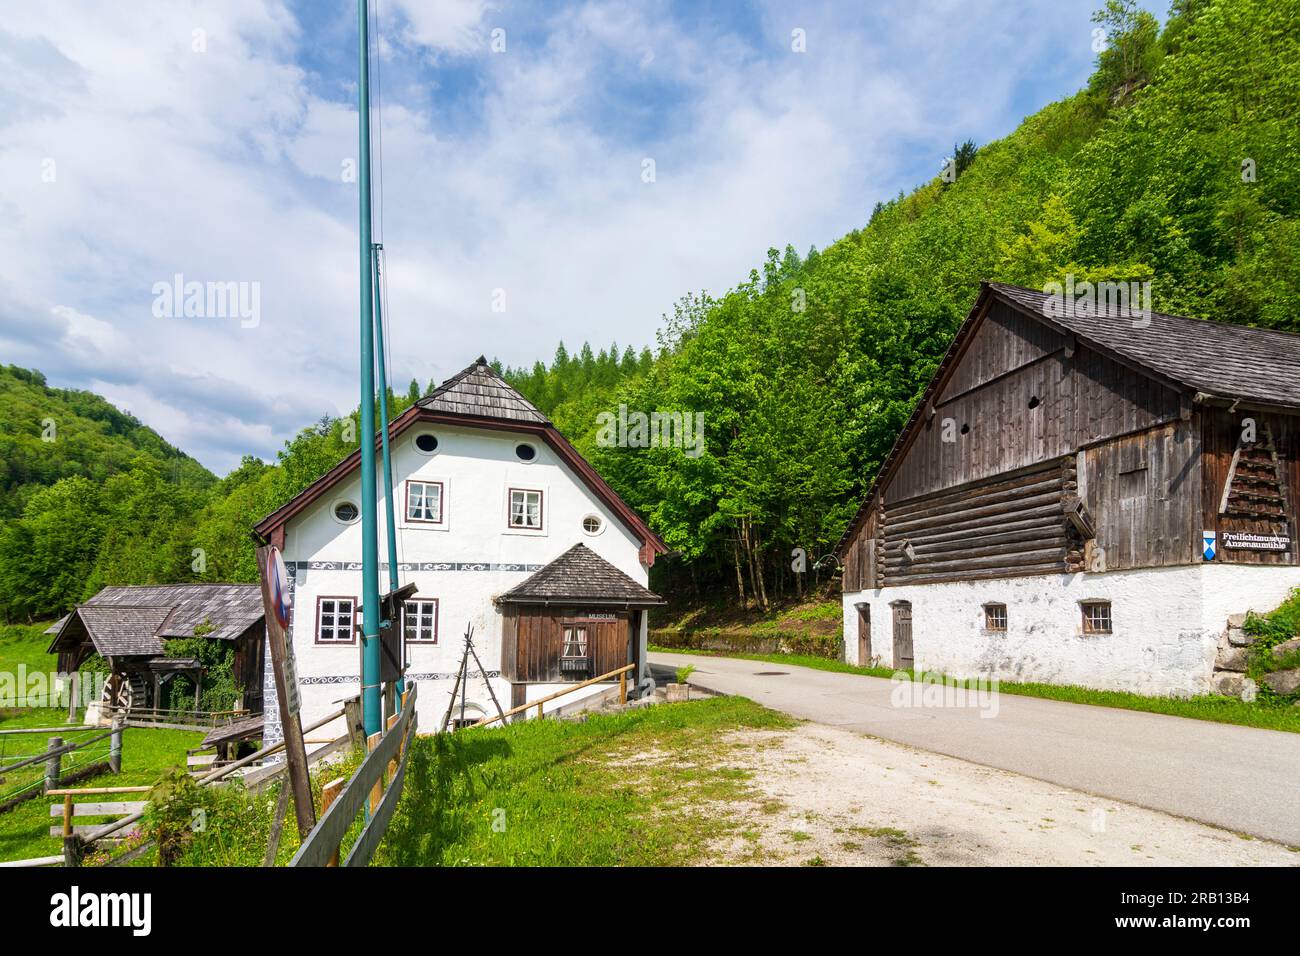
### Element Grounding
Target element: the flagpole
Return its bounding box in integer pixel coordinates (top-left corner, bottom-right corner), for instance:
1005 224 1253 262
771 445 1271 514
372 243 405 704
356 0 381 737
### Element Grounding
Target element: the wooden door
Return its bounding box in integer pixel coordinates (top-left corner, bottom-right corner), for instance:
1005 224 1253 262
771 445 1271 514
856 604 871 665
891 601 913 671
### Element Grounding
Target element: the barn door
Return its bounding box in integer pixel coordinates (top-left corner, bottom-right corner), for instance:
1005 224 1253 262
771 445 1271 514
891 601 913 671
855 604 871 665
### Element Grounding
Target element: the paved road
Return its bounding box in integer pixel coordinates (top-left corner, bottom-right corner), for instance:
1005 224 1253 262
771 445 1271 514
649 652 1300 846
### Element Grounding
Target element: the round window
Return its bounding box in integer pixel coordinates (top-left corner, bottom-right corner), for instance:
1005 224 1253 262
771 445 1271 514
582 515 603 535
515 443 537 462
333 501 359 523
415 433 439 453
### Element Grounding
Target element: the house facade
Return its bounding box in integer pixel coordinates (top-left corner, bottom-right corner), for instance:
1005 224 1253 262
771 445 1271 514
253 358 666 742
837 282 1300 697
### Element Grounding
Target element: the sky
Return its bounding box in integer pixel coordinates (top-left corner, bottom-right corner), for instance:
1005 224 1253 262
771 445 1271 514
0 0 1165 474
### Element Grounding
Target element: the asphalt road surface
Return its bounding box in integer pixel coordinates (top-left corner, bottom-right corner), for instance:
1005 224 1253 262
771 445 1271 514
649 651 1300 846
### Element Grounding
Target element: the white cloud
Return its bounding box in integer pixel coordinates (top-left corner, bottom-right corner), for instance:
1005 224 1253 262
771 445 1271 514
389 0 495 55
0 0 1104 473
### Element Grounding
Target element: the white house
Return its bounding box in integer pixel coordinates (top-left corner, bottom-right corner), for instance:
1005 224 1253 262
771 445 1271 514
253 358 666 743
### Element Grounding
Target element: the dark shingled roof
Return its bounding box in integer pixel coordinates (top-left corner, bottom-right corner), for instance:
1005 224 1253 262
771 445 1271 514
990 282 1300 410
46 584 264 658
417 357 550 424
497 544 665 606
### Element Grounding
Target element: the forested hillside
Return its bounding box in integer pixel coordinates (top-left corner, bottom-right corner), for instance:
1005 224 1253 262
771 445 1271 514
0 365 213 518
507 0 1300 608
1 0 1294 623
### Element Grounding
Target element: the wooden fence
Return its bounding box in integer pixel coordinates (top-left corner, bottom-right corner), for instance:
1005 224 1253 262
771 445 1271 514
113 706 250 732
468 663 633 728
289 684 417 867
0 721 123 815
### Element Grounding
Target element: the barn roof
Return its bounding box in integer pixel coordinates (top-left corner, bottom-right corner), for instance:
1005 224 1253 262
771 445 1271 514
835 282 1300 557
46 584 264 658
416 357 550 424
988 282 1300 409
496 544 665 606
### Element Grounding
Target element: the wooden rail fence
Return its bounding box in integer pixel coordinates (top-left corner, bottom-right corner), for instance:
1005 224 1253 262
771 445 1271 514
0 721 124 815
467 663 633 729
289 684 417 867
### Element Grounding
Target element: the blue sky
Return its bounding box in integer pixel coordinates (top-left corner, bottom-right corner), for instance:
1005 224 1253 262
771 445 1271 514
0 0 1165 473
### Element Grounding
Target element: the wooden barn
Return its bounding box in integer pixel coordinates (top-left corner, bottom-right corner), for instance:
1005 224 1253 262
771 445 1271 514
837 281 1300 697
45 584 266 717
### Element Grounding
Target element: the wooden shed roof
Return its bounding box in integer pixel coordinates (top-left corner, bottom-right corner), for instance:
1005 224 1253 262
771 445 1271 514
46 584 264 658
201 713 264 748
835 281 1300 557
496 544 665 606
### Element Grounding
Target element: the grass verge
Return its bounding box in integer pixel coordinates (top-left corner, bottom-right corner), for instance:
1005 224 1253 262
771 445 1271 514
649 647 1300 734
375 696 794 866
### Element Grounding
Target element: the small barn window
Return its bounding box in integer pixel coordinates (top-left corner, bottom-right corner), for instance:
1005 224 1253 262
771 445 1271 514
333 501 359 523
515 442 537 462
509 488 543 529
402 599 439 643
582 514 603 535
407 480 444 523
414 432 439 454
316 597 356 644
983 603 1007 632
1081 601 1112 634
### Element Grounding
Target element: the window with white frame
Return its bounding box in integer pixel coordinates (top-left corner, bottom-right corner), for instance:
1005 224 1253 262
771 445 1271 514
316 597 355 644
1081 600 1112 634
407 480 443 523
402 599 438 643
508 488 543 529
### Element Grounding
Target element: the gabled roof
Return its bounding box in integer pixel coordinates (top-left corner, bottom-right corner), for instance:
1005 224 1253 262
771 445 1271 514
46 584 264 657
835 281 1300 556
496 544 665 606
989 283 1300 409
253 358 666 557
75 606 173 657
417 357 550 424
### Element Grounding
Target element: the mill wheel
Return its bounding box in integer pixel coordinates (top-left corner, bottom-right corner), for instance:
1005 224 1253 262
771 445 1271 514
101 672 147 713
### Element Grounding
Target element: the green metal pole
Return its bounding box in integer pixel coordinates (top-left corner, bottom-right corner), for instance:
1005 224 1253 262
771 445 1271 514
372 243 405 704
357 0 381 737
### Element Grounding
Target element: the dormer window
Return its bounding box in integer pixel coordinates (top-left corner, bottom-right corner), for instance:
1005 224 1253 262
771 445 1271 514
509 488 543 529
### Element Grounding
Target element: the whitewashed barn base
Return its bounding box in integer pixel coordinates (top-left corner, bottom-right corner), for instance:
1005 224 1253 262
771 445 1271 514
843 564 1300 697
